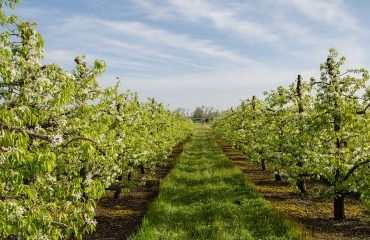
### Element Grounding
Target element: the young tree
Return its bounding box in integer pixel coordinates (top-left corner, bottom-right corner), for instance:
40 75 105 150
264 87 292 181
283 75 316 193
311 48 370 219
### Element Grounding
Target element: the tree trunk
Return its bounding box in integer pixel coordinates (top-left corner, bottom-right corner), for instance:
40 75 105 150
140 166 146 174
114 175 124 199
275 171 282 182
80 166 89 201
296 178 306 194
114 187 122 199
295 76 306 195
261 159 266 171
334 195 345 220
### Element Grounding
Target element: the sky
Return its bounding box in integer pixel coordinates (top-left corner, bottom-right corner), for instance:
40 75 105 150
13 0 370 111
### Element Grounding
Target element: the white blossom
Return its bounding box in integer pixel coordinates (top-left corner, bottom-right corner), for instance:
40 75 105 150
84 173 92 184
18 106 29 112
72 192 82 200
51 133 64 146
64 201 72 208
14 206 25 217
65 72 75 80
85 217 97 227
38 77 51 85
8 200 16 207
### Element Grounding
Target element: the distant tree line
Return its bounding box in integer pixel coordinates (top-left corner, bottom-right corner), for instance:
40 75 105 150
173 106 220 122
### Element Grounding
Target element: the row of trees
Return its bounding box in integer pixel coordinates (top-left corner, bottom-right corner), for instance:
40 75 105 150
0 1 194 239
213 49 370 220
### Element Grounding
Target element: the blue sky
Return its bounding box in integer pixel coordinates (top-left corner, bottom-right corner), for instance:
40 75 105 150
14 0 370 110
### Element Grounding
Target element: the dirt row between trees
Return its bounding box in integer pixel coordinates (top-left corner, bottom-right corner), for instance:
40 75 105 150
214 134 370 240
83 143 186 240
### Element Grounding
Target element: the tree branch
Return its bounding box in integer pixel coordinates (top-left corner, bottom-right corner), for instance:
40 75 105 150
0 123 53 143
343 159 370 181
356 103 370 114
311 81 330 86
0 194 26 200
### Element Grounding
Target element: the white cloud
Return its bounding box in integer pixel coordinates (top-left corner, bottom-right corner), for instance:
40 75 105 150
98 20 253 64
16 6 56 20
44 48 169 75
133 0 278 43
132 0 175 20
59 16 253 66
279 0 359 30
91 38 215 70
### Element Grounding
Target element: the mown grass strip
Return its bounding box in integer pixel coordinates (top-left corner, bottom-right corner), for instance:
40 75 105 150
132 125 299 240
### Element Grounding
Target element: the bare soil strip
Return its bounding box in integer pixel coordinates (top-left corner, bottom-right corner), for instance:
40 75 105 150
83 144 185 240
214 135 370 240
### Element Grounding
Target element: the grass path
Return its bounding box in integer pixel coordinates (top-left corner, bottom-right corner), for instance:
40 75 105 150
132 125 299 240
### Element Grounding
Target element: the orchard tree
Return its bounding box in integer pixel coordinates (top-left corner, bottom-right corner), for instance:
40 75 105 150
311 48 370 219
284 75 316 193
212 108 238 146
213 96 271 171
289 76 309 193
248 96 270 171
264 87 291 181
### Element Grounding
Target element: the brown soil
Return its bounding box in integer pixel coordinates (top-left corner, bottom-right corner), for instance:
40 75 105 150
83 144 185 240
214 135 370 240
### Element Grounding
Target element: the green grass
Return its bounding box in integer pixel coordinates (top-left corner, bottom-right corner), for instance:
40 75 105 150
132 125 299 240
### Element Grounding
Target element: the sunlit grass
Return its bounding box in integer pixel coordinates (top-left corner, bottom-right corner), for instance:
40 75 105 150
132 125 299 240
